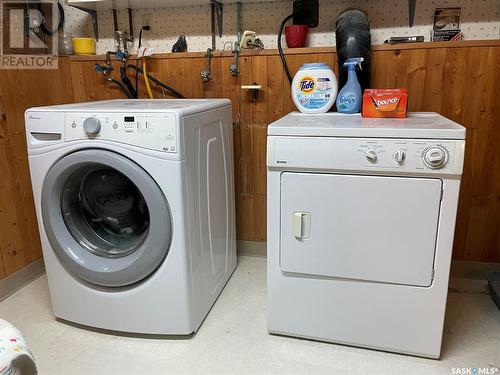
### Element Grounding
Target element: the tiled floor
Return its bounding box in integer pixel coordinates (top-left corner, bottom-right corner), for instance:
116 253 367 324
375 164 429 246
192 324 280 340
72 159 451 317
1 256 499 375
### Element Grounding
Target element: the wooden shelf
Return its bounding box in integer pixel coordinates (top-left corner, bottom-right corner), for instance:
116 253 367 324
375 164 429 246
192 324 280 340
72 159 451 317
67 40 500 61
371 39 500 51
68 0 283 10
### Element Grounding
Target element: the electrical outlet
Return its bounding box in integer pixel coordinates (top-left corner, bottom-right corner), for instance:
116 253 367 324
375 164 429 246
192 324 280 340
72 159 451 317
293 0 319 28
141 13 153 29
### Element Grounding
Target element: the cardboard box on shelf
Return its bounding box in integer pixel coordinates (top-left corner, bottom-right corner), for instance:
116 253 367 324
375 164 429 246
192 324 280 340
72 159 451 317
432 7 462 42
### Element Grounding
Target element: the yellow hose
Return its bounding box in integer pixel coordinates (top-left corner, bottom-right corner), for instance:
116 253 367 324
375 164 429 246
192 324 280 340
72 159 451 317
143 58 154 99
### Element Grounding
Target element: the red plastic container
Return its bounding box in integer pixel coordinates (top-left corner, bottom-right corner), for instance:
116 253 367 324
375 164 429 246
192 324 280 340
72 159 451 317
285 25 309 48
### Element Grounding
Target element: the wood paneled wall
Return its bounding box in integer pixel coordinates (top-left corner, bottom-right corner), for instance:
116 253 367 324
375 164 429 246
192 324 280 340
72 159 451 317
370 45 500 262
0 63 75 278
0 41 499 279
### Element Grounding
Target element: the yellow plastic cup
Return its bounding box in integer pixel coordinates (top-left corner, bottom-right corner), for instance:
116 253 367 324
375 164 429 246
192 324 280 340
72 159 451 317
72 38 96 55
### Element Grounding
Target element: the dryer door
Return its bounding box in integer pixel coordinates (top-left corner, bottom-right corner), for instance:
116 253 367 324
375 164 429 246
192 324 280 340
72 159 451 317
280 172 442 287
42 149 172 287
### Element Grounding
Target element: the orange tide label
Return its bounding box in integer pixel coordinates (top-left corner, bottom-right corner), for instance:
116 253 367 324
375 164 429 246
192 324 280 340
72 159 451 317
298 76 316 93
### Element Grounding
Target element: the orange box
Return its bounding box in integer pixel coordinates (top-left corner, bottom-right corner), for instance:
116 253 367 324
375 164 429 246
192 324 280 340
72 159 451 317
362 89 408 118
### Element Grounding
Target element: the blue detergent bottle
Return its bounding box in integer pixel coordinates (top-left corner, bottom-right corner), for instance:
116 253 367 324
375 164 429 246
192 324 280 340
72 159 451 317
336 57 364 113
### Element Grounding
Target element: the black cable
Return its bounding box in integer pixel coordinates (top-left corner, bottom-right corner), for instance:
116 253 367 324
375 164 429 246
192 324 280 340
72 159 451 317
108 78 133 98
38 1 65 35
135 27 145 97
127 64 185 99
121 65 137 98
278 13 294 84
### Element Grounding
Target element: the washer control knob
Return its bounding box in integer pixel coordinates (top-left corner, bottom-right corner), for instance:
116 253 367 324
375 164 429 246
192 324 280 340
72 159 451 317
364 150 378 162
393 149 406 164
423 146 448 169
83 117 101 135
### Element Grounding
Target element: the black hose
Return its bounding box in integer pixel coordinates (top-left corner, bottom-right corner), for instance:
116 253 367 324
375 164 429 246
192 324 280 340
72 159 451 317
121 65 137 98
135 58 139 97
38 1 65 35
127 64 185 99
108 78 133 99
278 13 294 84
135 27 145 97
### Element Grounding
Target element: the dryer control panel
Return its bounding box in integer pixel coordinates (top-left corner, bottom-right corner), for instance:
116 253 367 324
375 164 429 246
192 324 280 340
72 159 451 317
267 136 465 176
65 112 178 153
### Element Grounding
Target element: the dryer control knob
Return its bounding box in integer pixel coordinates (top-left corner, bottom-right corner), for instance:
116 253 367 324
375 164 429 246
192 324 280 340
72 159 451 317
83 117 101 135
423 146 448 169
393 149 406 164
364 150 378 162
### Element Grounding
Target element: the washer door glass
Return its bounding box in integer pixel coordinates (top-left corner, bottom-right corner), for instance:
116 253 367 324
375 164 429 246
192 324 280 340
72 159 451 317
61 167 149 258
42 149 172 288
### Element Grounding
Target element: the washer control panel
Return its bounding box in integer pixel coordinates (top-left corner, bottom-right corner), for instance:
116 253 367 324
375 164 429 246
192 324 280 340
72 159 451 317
65 112 178 153
83 117 101 135
268 136 465 175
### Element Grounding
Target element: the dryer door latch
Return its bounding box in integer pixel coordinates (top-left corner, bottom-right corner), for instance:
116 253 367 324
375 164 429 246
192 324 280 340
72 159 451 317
292 212 311 240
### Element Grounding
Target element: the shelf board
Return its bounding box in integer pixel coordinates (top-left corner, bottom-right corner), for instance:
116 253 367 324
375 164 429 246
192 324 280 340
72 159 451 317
68 0 285 10
66 40 500 61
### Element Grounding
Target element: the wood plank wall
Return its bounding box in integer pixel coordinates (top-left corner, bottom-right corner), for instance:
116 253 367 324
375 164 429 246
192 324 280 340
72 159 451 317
0 41 499 279
0 63 75 278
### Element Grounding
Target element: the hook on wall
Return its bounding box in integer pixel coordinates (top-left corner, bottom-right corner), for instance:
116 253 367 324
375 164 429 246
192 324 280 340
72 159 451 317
241 83 262 102
210 0 223 50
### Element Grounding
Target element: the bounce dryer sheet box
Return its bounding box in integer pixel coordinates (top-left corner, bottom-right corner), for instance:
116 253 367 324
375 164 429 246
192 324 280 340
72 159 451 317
362 89 408 118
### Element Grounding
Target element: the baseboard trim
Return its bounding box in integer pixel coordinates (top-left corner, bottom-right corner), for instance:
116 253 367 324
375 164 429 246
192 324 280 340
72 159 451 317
237 241 266 258
1 248 494 300
450 260 500 280
0 259 45 301
237 241 500 281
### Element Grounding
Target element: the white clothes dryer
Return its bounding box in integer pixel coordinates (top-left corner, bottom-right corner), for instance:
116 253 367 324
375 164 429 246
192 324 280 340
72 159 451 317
267 112 465 358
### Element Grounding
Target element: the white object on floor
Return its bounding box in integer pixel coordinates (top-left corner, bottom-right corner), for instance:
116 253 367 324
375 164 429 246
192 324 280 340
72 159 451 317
25 99 237 335
267 112 466 358
1 257 499 375
0 320 37 375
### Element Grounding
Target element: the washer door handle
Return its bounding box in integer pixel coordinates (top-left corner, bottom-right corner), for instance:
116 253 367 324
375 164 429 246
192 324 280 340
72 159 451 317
292 212 311 240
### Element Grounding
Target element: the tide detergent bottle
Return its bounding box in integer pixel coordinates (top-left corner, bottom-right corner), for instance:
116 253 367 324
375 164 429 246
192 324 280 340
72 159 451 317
336 57 364 114
292 63 338 114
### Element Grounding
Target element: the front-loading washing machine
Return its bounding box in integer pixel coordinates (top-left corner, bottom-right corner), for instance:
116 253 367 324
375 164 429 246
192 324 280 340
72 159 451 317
267 112 465 358
26 99 237 334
